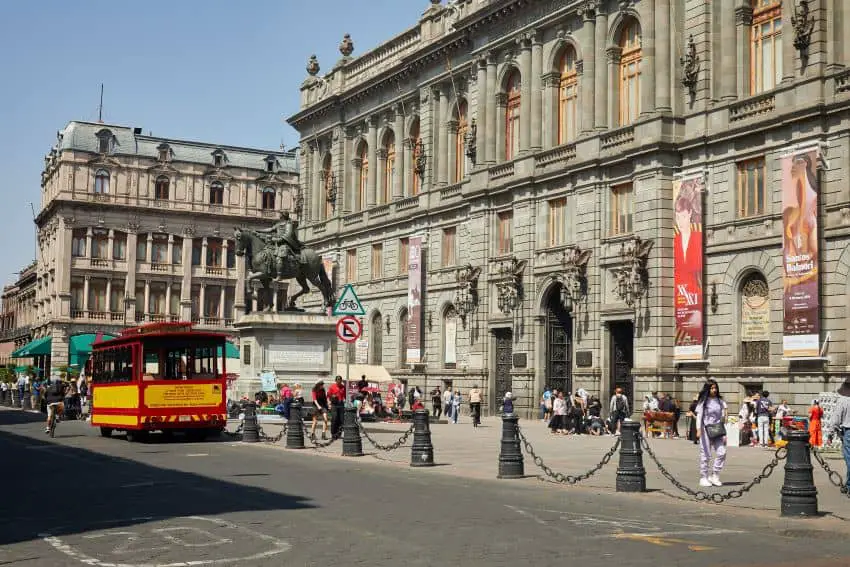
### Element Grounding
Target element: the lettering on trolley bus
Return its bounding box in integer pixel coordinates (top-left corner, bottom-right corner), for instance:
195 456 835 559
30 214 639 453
144 383 223 409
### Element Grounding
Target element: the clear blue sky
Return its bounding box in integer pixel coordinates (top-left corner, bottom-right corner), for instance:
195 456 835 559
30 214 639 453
0 0 424 285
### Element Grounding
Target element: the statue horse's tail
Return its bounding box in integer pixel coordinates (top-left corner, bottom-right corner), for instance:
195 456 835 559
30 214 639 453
319 264 335 306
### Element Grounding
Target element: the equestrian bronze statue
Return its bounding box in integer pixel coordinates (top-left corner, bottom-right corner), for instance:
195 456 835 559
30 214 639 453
234 212 335 311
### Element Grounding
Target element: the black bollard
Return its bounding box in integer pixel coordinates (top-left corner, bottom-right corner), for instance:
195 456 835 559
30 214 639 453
616 421 646 492
498 413 524 479
342 406 363 457
286 401 306 449
781 429 818 517
22 391 31 411
410 409 435 467
241 402 260 443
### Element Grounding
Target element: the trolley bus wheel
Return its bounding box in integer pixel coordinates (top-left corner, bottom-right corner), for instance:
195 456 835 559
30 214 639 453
99 427 113 438
126 431 143 443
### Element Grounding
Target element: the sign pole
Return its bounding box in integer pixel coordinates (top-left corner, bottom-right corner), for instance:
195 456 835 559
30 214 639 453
346 342 351 396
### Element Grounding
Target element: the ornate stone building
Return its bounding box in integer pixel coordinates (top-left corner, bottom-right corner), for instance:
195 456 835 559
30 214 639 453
7 120 298 376
289 0 850 416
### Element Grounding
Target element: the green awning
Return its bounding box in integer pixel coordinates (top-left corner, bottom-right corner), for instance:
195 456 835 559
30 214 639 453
13 366 28 373
11 336 52 358
219 342 239 359
69 333 116 367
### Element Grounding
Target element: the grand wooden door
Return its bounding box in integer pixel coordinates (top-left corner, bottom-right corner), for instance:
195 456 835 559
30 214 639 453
546 287 573 393
494 329 513 402
609 321 634 409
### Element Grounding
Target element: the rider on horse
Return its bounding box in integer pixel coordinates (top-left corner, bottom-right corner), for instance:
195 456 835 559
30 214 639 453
256 211 304 279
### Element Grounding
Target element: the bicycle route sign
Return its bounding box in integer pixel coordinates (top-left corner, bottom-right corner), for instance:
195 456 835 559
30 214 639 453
332 284 366 316
336 316 362 343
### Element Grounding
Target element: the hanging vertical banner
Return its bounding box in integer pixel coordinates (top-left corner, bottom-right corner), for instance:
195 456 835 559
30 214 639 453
782 148 820 358
406 236 423 363
444 315 457 365
673 173 705 361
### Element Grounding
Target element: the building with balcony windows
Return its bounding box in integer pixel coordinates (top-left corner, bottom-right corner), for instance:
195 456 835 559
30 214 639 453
10 120 298 376
288 0 850 417
0 263 38 368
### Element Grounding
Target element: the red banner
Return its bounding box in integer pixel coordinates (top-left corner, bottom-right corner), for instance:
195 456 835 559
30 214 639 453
782 148 820 358
406 236 423 363
673 173 704 361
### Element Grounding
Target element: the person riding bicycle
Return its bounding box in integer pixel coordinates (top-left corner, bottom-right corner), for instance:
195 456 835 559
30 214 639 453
44 378 67 434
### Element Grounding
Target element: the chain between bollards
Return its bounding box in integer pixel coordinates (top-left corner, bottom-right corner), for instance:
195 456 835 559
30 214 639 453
812 449 850 498
358 422 415 451
516 423 620 485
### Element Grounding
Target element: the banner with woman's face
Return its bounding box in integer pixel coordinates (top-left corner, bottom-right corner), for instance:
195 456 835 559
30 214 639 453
782 148 820 358
673 174 705 361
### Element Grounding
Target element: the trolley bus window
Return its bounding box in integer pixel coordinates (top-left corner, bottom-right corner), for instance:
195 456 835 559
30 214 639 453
142 341 221 380
92 346 134 383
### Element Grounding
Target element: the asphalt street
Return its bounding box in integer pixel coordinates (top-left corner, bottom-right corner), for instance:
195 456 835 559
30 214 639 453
2 407 849 567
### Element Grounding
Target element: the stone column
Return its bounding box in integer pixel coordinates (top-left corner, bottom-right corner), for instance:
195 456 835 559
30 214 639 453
143 280 150 320
595 9 609 129
105 278 112 313
781 0 795 83
376 149 388 203
485 52 498 163
351 157 363 209
222 239 229 268
181 235 192 299
393 107 405 199
342 130 352 213
165 282 171 317
199 284 206 320
367 118 378 207
476 57 488 165
531 31 543 149
447 121 458 184
107 229 115 261
519 35 533 153
219 286 226 319
125 231 138 320
312 145 322 220
167 235 174 266
543 73 560 148
722 0 739 100
83 275 90 314
146 233 153 263
580 6 596 134
438 88 450 185
735 2 753 98
85 227 93 258
639 0 656 118
234 251 246 318
655 0 671 112
607 47 621 128
201 237 208 268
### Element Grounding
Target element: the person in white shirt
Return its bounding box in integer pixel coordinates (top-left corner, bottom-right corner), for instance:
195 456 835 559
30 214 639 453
774 400 791 441
443 387 453 421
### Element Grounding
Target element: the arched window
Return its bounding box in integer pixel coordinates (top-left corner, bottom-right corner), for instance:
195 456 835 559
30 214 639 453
443 306 458 369
322 154 333 219
357 143 369 210
740 273 770 366
382 131 395 204
455 100 468 182
558 48 579 144
94 169 110 194
750 0 782 94
369 312 383 365
505 71 521 161
154 176 170 200
409 119 421 196
261 187 276 210
209 182 224 205
399 309 409 367
618 20 642 126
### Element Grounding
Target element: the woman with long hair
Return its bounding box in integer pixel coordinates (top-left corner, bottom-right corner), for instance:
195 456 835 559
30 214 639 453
695 379 728 487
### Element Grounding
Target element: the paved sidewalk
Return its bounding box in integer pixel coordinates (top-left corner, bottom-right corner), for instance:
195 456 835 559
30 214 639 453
239 415 850 518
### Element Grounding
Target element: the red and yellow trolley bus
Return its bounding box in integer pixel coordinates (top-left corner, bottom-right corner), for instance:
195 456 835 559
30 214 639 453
90 322 228 441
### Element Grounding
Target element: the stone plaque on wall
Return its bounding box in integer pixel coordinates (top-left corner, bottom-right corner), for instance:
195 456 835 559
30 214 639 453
576 351 593 368
267 343 326 368
512 353 527 368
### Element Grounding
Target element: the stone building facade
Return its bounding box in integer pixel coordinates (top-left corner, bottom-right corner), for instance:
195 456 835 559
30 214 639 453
288 0 850 417
10 120 298 376
0 263 38 367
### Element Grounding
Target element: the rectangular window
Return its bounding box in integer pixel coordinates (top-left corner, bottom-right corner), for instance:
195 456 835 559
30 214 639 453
151 236 168 264
172 237 183 265
399 238 409 275
112 234 126 260
72 229 87 257
346 249 357 283
192 241 202 266
497 211 513 254
442 226 457 267
751 1 783 94
548 198 566 247
109 287 125 312
737 158 767 217
610 184 634 236
169 285 181 315
243 344 251 365
207 239 223 267
136 239 148 263
371 243 383 278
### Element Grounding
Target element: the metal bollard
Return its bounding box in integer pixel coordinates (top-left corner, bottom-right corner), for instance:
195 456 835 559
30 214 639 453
241 402 260 443
410 409 435 467
781 429 818 517
286 401 306 449
497 413 524 479
22 391 31 411
616 421 646 492
342 406 363 457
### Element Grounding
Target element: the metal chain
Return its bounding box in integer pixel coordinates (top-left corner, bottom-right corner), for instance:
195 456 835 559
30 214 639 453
639 433 786 503
302 423 341 448
515 424 620 485
811 449 850 498
358 422 415 452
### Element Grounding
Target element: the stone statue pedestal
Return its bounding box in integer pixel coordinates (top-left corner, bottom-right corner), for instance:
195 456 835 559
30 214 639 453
232 312 337 398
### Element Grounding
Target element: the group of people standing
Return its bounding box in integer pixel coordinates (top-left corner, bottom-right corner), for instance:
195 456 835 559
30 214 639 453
429 385 483 426
539 387 627 436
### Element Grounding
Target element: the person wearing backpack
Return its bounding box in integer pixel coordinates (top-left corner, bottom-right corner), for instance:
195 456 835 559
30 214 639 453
609 387 629 435
755 391 773 447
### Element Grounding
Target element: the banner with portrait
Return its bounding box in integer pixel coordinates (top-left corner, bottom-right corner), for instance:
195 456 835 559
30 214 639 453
406 236 423 363
673 173 705 361
782 148 820 358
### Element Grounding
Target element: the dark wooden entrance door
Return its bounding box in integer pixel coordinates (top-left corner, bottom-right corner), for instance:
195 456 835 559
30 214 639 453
609 321 634 410
546 286 573 393
494 329 513 403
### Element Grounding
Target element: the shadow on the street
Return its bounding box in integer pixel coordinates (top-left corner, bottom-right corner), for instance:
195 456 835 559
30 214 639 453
0 410 316 547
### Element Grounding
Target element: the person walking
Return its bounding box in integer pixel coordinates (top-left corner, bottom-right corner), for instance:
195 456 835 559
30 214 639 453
310 381 330 441
609 387 629 435
469 385 482 427
695 379 728 487
451 390 462 424
755 391 773 447
827 378 850 493
552 391 567 434
808 399 824 447
431 386 442 419
328 376 346 438
443 386 452 420
542 387 553 422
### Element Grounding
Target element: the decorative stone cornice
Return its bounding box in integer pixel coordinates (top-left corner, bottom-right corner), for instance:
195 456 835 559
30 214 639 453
735 4 753 26
606 46 622 63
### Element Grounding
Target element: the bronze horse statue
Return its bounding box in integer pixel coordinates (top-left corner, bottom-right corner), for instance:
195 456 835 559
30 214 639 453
233 228 335 311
